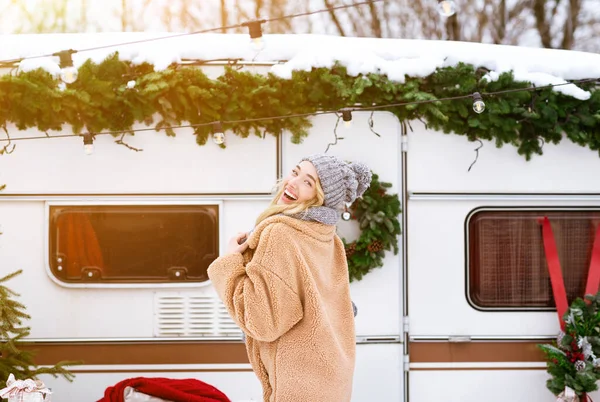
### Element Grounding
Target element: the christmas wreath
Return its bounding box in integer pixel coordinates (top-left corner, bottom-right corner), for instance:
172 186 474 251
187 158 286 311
538 291 600 401
343 173 402 282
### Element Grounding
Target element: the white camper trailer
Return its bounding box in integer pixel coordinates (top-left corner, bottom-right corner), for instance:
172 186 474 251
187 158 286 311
0 33 599 402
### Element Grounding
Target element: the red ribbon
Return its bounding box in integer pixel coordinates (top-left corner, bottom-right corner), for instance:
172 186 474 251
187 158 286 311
541 217 600 330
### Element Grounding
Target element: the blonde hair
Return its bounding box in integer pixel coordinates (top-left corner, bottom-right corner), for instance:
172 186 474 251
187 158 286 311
255 179 326 226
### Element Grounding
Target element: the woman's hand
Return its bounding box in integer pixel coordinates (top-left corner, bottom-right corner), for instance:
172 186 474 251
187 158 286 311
226 232 250 255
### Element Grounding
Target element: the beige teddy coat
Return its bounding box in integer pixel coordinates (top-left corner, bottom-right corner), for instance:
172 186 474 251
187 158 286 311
207 215 356 402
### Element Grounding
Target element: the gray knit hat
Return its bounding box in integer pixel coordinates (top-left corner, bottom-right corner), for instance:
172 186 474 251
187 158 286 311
301 154 372 209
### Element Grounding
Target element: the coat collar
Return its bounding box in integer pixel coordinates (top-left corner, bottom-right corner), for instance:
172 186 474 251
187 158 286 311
247 215 336 249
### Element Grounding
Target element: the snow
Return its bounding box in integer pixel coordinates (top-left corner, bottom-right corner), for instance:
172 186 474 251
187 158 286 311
2 32 599 100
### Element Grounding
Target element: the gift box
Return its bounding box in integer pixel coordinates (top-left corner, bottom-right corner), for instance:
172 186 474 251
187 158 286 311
1 374 51 402
7 393 46 402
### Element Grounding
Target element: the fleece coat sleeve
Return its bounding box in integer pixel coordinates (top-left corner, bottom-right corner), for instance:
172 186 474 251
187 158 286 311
207 223 304 343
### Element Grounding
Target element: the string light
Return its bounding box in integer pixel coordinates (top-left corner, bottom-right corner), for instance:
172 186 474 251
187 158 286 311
0 78 597 145
213 121 225 145
472 92 486 114
342 203 352 221
242 20 266 51
54 49 78 84
82 133 94 155
341 108 353 128
437 0 457 17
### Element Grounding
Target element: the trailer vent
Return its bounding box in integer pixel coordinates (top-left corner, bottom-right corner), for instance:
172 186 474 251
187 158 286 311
154 293 242 338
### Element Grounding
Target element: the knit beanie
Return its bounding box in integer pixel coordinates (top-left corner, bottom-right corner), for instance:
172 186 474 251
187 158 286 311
301 154 372 209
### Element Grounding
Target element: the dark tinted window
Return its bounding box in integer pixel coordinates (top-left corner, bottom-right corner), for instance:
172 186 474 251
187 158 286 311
49 205 219 284
468 210 600 308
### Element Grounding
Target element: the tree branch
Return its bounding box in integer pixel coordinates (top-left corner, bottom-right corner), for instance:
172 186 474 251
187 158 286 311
445 14 461 40
367 0 382 37
323 0 347 36
493 0 506 44
220 0 228 32
254 0 263 19
533 0 553 47
121 0 127 31
561 0 582 49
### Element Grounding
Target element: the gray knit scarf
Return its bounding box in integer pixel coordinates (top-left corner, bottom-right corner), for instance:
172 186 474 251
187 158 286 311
290 206 340 226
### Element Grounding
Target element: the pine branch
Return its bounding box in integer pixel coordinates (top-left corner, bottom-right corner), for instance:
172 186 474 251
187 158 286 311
0 270 79 381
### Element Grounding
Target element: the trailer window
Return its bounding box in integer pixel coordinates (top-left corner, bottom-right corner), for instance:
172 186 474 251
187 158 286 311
468 209 600 309
49 205 219 284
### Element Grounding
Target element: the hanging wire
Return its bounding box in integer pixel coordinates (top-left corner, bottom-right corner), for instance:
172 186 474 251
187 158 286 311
0 126 14 154
467 139 484 172
324 114 344 153
368 111 381 137
115 132 143 152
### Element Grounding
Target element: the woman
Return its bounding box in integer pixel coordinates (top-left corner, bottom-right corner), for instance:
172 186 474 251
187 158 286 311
207 154 372 402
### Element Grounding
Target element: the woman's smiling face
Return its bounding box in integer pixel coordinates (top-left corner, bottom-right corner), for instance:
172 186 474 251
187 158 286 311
277 161 319 205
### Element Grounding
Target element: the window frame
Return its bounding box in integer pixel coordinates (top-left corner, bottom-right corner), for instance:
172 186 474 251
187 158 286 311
45 199 224 289
464 206 600 312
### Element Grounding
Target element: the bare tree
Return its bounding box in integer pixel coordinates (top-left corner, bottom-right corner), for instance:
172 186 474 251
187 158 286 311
221 0 229 32
324 0 347 36
532 0 591 49
6 0 77 33
122 0 128 31
310 0 598 51
0 0 597 53
81 0 87 29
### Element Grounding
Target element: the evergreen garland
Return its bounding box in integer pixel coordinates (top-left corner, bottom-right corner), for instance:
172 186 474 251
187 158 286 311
343 173 401 282
0 53 597 159
538 292 600 399
0 270 77 381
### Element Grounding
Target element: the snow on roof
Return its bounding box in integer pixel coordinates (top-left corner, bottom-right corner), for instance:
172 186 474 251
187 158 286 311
6 32 600 100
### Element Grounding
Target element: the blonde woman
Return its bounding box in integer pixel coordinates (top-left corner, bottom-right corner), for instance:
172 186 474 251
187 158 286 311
207 154 372 402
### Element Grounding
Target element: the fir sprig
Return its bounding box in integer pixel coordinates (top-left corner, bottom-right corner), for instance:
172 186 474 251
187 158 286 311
0 270 78 381
0 54 597 160
538 291 600 397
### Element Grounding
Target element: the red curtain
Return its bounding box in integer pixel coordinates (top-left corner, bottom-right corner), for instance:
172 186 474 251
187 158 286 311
56 213 105 278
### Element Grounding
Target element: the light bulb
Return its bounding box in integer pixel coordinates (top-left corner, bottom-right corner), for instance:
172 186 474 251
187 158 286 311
212 122 225 145
244 20 266 52
60 67 78 84
54 49 78 83
84 143 95 155
437 0 456 17
341 109 353 128
82 133 94 155
250 37 266 51
213 132 225 145
472 92 486 114
342 202 352 221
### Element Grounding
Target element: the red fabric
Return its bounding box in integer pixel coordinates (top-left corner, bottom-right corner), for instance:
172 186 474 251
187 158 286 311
541 217 569 330
541 217 600 330
584 222 600 297
97 377 231 402
57 213 105 277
